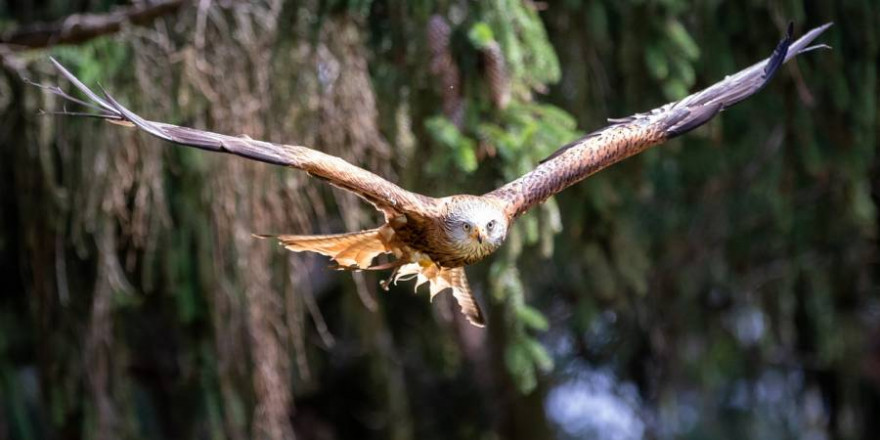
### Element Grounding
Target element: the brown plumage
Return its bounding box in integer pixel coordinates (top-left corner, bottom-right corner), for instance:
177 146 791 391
35 23 831 328
257 228 392 270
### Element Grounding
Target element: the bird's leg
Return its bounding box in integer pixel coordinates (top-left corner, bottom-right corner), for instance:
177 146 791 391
377 260 409 291
379 267 399 291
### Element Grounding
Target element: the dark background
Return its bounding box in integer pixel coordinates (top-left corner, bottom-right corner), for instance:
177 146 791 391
1 1 877 439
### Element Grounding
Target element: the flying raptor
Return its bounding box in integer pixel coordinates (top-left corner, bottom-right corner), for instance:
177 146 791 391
36 23 830 327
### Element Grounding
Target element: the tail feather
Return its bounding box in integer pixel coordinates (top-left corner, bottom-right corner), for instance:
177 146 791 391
255 228 391 269
393 264 486 327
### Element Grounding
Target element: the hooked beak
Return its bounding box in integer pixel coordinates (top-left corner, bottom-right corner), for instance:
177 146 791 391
470 228 483 244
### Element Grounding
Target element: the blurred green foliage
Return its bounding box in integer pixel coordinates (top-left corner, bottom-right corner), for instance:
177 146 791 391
1 1 878 440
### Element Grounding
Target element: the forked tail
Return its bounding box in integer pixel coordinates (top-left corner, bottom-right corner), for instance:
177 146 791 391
257 228 487 326
255 228 392 270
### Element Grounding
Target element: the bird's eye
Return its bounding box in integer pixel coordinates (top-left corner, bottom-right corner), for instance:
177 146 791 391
486 220 496 231
462 223 471 232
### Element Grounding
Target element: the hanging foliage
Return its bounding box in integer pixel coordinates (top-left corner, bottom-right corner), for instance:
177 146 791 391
0 1 876 440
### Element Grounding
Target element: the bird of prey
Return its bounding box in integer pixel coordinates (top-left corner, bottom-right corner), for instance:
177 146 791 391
36 23 830 327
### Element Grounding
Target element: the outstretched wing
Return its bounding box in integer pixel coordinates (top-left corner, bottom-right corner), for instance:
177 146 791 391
485 23 831 219
37 58 435 218
255 227 392 270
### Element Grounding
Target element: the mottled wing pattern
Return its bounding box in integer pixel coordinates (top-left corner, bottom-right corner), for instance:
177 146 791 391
255 228 391 269
42 59 435 218
486 23 831 219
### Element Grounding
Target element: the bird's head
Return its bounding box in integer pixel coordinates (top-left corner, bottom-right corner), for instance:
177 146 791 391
443 197 509 257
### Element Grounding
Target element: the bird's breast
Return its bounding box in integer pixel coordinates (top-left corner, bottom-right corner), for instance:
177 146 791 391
390 216 493 268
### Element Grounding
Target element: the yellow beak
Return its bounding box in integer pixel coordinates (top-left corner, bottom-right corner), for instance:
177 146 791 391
470 228 483 244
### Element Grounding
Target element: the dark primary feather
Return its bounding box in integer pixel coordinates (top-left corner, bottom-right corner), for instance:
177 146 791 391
486 23 831 219
39 58 435 217
542 23 806 164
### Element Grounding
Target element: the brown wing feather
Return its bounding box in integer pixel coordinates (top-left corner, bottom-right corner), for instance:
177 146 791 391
485 23 831 219
256 228 391 269
42 58 435 217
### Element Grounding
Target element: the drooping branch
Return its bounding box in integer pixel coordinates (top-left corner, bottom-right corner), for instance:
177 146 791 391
0 0 186 51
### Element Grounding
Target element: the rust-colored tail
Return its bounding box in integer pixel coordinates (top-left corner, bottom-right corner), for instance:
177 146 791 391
255 228 391 270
